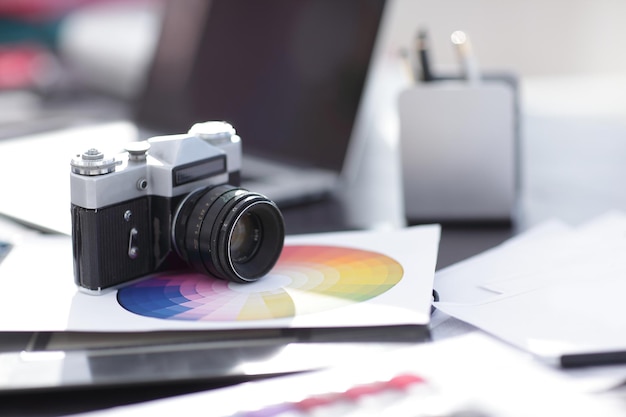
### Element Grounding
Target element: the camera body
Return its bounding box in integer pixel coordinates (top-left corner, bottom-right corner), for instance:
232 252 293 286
70 121 285 294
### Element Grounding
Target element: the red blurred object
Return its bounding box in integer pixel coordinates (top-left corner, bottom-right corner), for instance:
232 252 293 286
0 0 104 19
0 45 54 89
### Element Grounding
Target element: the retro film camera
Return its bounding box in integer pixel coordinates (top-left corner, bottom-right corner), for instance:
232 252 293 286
70 121 285 294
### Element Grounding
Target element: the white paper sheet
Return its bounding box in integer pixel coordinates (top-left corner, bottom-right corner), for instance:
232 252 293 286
0 225 440 332
434 211 626 364
434 218 573 304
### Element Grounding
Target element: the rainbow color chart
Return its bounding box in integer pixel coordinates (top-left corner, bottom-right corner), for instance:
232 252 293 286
117 245 404 322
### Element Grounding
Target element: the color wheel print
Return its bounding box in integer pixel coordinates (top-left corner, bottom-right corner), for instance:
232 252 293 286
117 245 404 321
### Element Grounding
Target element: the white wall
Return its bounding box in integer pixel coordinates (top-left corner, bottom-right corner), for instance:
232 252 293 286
384 0 626 77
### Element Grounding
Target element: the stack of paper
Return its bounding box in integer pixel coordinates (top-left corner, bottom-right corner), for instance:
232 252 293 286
435 211 626 367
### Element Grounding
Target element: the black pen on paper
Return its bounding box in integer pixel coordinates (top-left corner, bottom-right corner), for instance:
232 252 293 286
450 30 480 83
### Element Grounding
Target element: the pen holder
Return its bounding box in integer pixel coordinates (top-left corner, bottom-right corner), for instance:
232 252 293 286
398 76 518 223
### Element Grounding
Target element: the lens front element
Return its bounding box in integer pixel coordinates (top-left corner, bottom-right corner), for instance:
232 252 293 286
230 211 262 263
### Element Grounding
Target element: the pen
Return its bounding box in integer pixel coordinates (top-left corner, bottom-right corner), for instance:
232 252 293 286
450 30 480 83
416 29 435 82
554 350 626 369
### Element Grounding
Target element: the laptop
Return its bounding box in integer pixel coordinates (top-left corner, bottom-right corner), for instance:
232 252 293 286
0 0 387 234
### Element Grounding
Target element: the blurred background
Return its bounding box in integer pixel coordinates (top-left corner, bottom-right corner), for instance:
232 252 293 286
0 0 159 98
4 0 625 97
1 0 626 235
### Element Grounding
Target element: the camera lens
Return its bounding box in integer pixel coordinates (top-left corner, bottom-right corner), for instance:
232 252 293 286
173 185 285 283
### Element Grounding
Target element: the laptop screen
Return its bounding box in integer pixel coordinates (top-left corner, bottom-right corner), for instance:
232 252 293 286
134 0 386 172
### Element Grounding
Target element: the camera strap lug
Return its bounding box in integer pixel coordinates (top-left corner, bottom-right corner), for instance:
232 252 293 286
128 228 139 259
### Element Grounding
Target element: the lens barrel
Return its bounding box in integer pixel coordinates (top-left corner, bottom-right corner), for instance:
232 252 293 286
173 185 285 283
